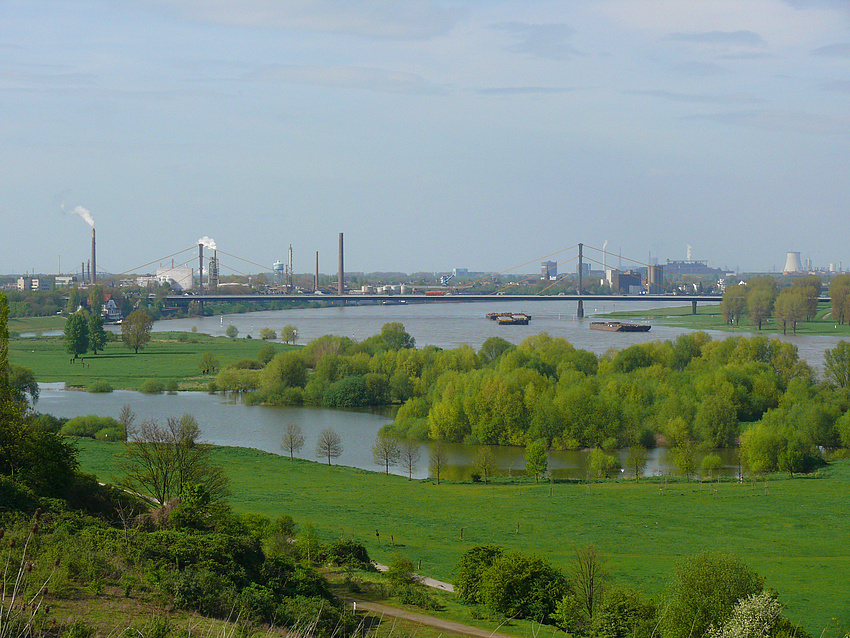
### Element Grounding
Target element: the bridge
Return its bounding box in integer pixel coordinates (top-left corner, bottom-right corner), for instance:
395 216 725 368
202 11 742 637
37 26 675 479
166 292 729 316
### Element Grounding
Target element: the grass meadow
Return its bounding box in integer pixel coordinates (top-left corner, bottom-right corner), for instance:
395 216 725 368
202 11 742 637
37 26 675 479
606 301 850 337
9 332 297 391
76 439 850 636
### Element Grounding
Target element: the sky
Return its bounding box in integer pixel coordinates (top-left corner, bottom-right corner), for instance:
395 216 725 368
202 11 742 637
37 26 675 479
2 0 849 278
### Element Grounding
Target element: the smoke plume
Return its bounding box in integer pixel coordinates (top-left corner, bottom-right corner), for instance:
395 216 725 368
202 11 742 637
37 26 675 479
198 236 217 250
65 204 95 227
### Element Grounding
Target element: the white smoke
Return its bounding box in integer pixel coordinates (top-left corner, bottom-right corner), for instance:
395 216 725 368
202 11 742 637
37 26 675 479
64 203 95 227
198 236 217 250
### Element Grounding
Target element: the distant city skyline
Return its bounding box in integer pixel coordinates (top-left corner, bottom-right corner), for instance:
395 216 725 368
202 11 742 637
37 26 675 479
2 1 849 276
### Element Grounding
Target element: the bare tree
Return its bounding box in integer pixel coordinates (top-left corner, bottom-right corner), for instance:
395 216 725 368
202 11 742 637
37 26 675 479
400 440 421 480
372 433 401 474
429 440 447 484
570 544 610 621
120 414 229 506
281 422 305 460
474 446 496 485
316 427 343 466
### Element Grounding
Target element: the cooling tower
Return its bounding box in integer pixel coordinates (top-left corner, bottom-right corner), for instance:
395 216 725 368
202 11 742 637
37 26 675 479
783 251 803 273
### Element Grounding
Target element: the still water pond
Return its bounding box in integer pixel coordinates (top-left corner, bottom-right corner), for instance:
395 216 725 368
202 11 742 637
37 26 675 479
39 385 740 481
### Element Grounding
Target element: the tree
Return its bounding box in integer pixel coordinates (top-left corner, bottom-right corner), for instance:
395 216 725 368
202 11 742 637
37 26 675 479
281 325 297 345
479 551 569 621
281 422 305 460
589 447 620 478
88 312 106 354
746 287 773 330
660 552 763 638
64 312 89 359
705 591 784 638
9 365 39 407
829 275 850 324
670 442 697 480
400 439 421 479
695 395 738 448
773 288 805 335
524 439 548 482
199 352 220 375
315 427 343 465
720 285 746 326
66 286 82 314
570 545 610 622
823 340 850 388
372 433 401 474
455 545 505 604
626 445 648 481
259 327 276 341
478 336 513 364
701 453 723 478
474 446 496 484
122 309 153 354
119 414 229 506
429 440 447 484
0 293 8 398
379 322 415 350
225 324 239 339
88 284 105 314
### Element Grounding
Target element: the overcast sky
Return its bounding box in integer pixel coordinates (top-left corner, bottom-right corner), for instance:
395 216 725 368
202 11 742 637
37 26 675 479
2 0 849 278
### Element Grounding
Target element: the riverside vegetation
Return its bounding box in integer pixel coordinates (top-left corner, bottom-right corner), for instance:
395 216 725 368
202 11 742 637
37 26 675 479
4 291 850 636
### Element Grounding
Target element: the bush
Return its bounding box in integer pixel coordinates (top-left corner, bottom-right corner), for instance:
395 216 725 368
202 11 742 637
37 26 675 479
227 358 264 370
87 381 113 393
277 596 358 638
94 427 125 442
322 375 370 408
139 379 165 395
327 539 372 569
60 415 122 439
165 379 179 394
171 565 238 618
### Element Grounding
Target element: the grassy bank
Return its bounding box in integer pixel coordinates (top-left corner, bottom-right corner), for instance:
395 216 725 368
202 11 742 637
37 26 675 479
9 332 298 391
7 314 68 334
605 301 850 337
76 439 850 635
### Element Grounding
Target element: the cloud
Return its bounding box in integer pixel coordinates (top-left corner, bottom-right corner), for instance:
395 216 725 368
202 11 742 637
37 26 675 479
684 109 849 135
671 61 731 76
493 22 580 60
155 0 463 40
665 30 766 46
812 43 850 57
629 90 764 105
247 64 447 94
476 87 580 95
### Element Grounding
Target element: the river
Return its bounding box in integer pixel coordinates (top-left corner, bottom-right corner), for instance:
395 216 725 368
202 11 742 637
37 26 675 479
35 299 840 480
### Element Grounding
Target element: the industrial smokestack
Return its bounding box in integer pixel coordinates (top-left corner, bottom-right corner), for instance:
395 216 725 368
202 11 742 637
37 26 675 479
91 228 96 284
315 251 319 293
199 244 204 295
338 233 344 295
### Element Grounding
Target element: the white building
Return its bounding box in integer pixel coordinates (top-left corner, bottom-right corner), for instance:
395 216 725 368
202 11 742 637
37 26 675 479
155 266 193 291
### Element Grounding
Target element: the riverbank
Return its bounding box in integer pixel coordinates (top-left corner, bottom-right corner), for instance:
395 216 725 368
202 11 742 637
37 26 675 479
605 301 850 337
75 439 850 635
9 331 298 391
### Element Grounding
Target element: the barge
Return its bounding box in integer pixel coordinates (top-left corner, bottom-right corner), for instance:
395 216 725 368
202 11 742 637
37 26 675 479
589 321 651 333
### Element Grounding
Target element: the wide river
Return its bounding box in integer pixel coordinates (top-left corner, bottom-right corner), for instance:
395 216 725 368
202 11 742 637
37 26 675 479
37 299 845 480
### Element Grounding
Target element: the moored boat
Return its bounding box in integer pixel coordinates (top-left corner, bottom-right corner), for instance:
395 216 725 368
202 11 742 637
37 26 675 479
590 321 651 332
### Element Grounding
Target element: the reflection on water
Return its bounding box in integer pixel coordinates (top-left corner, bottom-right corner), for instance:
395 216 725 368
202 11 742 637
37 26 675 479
38 387 741 480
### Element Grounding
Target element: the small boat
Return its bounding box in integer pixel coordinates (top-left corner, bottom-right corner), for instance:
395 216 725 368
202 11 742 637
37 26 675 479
590 321 651 332
498 313 531 325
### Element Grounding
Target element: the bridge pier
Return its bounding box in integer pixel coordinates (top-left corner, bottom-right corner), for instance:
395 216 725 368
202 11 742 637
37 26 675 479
692 300 697 315
577 299 584 318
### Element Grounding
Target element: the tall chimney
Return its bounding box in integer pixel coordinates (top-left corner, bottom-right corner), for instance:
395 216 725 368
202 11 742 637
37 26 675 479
86 259 90 285
198 244 204 295
315 251 319 292
91 228 97 284
338 232 344 295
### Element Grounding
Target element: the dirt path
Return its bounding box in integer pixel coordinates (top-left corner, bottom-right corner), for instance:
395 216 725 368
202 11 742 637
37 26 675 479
341 596 513 638
372 562 455 593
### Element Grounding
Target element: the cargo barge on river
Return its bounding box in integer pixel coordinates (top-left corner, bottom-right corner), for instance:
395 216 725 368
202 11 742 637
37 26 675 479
487 312 531 325
589 321 651 332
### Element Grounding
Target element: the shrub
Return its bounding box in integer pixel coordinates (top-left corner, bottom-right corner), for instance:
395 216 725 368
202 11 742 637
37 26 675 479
60 415 122 439
326 539 372 570
165 379 179 394
94 427 125 442
87 381 113 393
171 565 238 617
227 358 264 370
277 596 358 638
322 375 370 408
139 379 165 395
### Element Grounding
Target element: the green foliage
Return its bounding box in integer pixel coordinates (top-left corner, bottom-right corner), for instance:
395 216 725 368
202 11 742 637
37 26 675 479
225 324 238 339
478 550 569 622
823 340 850 388
660 552 764 638
121 309 153 354
323 374 370 407
60 414 124 440
64 312 89 359
139 378 165 394
87 380 113 393
326 539 372 569
591 585 657 638
256 343 275 365
455 545 505 605
9 364 39 405
88 313 106 355
259 327 276 341
524 439 548 482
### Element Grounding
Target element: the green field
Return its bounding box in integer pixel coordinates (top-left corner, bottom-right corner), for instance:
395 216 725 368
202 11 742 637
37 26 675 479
9 332 297 390
75 439 850 635
605 301 850 337
7 314 68 334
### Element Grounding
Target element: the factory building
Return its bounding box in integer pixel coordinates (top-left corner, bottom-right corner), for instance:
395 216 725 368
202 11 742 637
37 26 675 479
155 266 193 291
610 270 643 294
